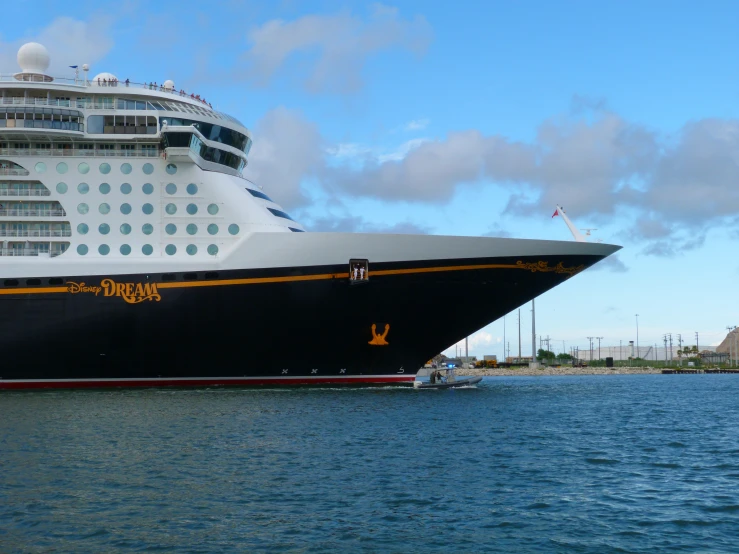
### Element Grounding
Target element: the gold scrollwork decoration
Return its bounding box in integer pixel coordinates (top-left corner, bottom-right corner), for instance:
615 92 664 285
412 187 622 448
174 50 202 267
515 260 585 276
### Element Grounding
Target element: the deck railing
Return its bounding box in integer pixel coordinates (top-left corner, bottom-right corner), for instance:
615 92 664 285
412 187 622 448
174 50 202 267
0 148 160 158
0 230 71 237
0 209 66 217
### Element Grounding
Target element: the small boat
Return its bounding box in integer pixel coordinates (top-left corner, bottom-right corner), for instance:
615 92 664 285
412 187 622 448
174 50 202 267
413 368 483 389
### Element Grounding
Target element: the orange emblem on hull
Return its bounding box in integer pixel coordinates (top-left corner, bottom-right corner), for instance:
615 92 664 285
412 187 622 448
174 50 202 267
368 323 390 346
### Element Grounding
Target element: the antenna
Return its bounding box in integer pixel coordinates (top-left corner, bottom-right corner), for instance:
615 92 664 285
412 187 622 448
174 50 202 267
580 228 598 236
554 205 587 242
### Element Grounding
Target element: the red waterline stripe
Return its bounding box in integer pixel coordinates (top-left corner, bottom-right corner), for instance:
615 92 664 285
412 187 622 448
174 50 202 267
0 376 416 390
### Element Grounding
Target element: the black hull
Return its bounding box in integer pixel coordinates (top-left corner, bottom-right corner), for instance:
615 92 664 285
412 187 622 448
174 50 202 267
0 254 603 389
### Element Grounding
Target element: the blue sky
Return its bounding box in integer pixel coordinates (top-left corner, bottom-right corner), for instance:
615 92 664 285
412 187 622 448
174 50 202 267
3 0 739 358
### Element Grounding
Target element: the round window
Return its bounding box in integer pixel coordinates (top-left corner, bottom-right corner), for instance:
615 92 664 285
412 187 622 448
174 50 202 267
77 223 89 235
207 224 218 235
56 162 68 174
99 203 110 214
207 244 219 255
77 203 89 214
165 244 177 255
120 183 132 195
120 163 132 174
99 223 110 235
186 244 198 255
186 223 198 235
99 182 111 194
142 183 154 195
165 183 177 195
120 203 132 215
120 223 132 235
187 183 198 195
142 163 154 175
186 204 198 215
77 244 88 255
78 183 89 194
142 223 154 235
99 163 111 174
165 203 177 215
228 224 240 235
166 163 177 175
56 182 68 194
78 162 90 174
142 244 153 256
35 162 46 173
98 244 110 255
142 203 154 215
207 204 219 215
165 223 177 235
120 244 131 256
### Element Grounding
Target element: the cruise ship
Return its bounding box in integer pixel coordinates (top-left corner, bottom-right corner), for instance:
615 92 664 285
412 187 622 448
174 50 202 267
0 43 620 389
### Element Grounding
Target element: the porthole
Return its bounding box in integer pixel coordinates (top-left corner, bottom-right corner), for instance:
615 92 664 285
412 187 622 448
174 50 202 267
165 183 177 195
166 163 177 175
77 203 89 214
165 203 177 215
78 162 90 174
120 163 132 174
98 244 110 256
186 223 197 235
78 182 89 194
120 183 132 195
120 244 131 256
56 162 68 174
99 203 110 214
228 224 240 235
99 182 111 194
77 223 89 235
120 223 132 235
142 203 154 215
165 244 177 255
142 244 153 256
165 223 177 235
142 223 154 235
99 163 111 174
56 182 68 194
99 223 110 235
187 183 198 195
120 203 132 215
186 244 198 255
142 163 154 175
142 183 154 195
35 162 46 173
186 203 198 215
77 244 88 255
207 244 219 256
207 224 218 235
207 203 219 215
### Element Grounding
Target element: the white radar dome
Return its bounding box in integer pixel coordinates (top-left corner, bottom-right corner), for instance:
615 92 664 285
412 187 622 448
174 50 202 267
17 42 50 74
163 79 175 90
93 72 118 83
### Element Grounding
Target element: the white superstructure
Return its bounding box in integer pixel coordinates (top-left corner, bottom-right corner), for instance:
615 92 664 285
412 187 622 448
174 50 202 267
0 42 303 277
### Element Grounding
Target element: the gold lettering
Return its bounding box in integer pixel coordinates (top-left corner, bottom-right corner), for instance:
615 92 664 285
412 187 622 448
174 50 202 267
66 278 161 303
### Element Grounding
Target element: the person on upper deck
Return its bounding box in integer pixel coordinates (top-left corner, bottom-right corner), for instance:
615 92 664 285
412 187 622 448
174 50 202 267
125 78 129 87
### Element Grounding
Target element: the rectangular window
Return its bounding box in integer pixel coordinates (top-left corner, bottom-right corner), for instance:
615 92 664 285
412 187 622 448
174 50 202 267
246 188 273 202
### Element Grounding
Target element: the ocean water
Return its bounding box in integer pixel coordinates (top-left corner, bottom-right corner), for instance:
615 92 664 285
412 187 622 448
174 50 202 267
1 375 738 553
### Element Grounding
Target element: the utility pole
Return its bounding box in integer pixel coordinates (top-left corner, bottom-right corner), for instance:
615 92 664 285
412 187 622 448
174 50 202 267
507 341 510 360
695 331 699 352
663 335 668 363
587 337 594 361
597 337 603 361
668 333 673 364
517 309 521 361
465 336 468 359
677 333 682 366
531 299 536 365
635 314 640 359
503 314 506 364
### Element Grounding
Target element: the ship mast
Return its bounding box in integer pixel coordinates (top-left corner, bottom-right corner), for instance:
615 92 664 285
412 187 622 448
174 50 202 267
555 205 587 242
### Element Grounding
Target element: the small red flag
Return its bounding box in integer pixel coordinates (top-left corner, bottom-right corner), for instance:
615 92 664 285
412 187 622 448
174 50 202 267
552 209 559 218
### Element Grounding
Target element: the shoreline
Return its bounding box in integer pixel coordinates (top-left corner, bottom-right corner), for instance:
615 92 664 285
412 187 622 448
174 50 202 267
456 366 665 377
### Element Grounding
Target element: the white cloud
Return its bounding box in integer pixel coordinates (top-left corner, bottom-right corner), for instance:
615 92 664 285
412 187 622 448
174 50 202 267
242 4 432 93
0 16 115 76
404 118 430 131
